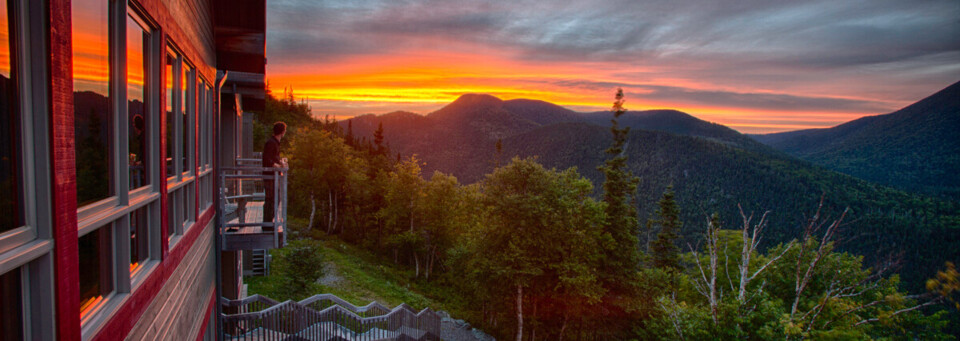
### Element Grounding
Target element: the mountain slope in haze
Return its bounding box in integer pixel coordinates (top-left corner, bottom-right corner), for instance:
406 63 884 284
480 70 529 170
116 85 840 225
751 81 960 199
580 109 776 154
501 98 583 125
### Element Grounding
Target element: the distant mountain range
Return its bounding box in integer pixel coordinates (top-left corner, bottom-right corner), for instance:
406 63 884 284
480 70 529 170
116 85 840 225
347 94 779 183
343 88 960 291
750 81 960 200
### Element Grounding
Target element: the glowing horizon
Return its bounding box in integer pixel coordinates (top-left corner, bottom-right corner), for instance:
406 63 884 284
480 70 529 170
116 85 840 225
267 0 960 134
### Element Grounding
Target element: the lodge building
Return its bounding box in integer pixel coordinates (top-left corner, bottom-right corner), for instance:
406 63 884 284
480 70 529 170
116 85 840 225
0 0 271 339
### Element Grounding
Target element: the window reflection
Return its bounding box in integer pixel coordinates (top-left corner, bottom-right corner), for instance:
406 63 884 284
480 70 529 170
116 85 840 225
0 0 20 233
167 191 176 238
130 206 148 274
183 183 192 226
165 50 175 177
182 64 193 174
79 226 113 317
73 0 112 207
127 15 148 189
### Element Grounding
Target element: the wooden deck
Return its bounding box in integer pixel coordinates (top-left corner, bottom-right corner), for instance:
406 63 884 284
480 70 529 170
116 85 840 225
222 201 284 251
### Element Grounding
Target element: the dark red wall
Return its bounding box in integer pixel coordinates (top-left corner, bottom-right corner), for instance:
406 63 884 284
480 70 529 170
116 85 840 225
49 0 81 339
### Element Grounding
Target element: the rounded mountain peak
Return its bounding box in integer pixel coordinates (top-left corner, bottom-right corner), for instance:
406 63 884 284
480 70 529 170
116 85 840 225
430 93 505 120
449 93 503 107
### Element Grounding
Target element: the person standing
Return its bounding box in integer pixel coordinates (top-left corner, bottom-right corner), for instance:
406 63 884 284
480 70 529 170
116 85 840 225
262 122 287 231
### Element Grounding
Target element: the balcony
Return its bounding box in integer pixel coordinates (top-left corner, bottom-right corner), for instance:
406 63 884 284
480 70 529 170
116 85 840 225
219 158 288 251
220 294 442 341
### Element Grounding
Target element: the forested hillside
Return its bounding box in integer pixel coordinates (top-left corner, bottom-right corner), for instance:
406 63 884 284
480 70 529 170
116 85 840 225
752 81 960 200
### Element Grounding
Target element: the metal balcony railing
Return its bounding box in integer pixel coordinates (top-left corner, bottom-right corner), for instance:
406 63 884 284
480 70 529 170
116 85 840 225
220 294 442 341
219 158 288 251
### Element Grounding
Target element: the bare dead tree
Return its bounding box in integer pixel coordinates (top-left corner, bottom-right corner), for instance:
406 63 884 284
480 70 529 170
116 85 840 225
790 198 848 318
737 205 794 303
657 293 687 341
689 214 721 325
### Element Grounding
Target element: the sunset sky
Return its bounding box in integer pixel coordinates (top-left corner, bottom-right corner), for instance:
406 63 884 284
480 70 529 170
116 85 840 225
265 0 960 134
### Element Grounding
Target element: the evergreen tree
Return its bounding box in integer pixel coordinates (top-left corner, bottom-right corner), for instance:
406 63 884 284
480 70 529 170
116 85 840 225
373 122 386 156
592 88 643 336
650 186 682 271
346 120 355 147
495 138 503 168
597 88 642 280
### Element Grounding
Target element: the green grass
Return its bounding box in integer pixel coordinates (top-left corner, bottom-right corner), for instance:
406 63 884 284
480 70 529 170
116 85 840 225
245 236 450 312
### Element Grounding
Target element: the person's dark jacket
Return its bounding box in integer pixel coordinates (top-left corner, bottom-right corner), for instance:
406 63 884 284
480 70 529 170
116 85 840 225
262 136 281 169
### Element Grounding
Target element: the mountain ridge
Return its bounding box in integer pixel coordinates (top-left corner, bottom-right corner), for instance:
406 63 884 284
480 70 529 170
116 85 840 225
750 80 960 199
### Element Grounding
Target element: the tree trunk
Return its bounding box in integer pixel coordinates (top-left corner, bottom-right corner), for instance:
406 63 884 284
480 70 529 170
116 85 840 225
516 284 523 341
710 232 718 326
327 190 333 234
558 312 568 341
414 253 420 278
531 299 537 341
308 194 316 230
739 223 751 302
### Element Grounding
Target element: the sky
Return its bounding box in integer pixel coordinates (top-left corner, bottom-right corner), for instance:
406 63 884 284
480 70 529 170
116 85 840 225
265 0 960 134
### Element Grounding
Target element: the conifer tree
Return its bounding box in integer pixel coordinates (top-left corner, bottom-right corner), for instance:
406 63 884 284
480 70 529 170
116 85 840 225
598 88 642 277
650 186 682 271
373 122 386 156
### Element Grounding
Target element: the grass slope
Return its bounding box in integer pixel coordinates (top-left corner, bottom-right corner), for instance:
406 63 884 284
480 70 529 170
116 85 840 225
246 235 462 314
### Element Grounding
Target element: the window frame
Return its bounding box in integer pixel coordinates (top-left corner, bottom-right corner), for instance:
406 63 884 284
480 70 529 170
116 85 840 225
164 43 199 243
0 0 58 339
0 0 33 255
73 2 165 335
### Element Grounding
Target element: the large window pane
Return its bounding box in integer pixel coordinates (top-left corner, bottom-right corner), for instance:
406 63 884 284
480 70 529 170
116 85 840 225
197 80 204 168
207 85 213 168
130 206 149 274
183 184 193 226
182 64 193 174
79 226 114 317
165 50 175 178
73 0 112 207
0 269 23 339
167 191 176 238
127 16 148 190
0 0 20 233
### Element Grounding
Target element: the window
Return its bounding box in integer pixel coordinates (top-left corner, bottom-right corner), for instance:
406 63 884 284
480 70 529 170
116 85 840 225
167 190 176 239
78 225 113 318
127 14 149 190
198 81 214 211
0 0 56 338
129 206 149 275
73 0 112 209
68 3 164 330
182 63 194 176
164 45 197 239
165 48 176 178
0 269 23 339
0 0 20 236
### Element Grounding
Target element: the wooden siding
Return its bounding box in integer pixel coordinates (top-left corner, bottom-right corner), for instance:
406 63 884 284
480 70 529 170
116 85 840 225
123 220 216 341
164 0 215 75
134 0 217 81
